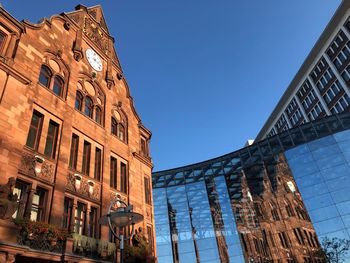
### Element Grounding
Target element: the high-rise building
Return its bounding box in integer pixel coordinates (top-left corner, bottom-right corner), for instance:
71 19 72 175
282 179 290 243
0 4 154 262
153 112 350 263
257 0 350 140
152 1 350 262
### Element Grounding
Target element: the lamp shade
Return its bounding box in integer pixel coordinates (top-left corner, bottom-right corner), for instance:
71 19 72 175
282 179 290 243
99 211 144 228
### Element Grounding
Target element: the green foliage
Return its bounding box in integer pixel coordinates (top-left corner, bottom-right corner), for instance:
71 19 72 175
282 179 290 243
72 233 116 257
124 234 155 263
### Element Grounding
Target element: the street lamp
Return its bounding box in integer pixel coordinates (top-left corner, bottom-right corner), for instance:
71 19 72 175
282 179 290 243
99 198 144 263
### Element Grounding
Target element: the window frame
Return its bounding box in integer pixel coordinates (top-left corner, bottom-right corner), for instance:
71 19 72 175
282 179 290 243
120 162 128 194
75 81 105 126
0 31 6 51
140 136 149 157
82 140 91 176
13 179 30 220
30 187 48 222
89 206 98 238
53 75 64 97
75 91 83 111
26 110 44 150
62 197 73 229
44 120 59 159
110 156 117 189
94 147 102 181
144 176 151 205
38 64 66 98
69 134 79 170
74 202 87 235
84 96 94 118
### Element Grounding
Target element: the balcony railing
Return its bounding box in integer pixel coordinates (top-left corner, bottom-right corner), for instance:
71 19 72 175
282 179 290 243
17 231 65 253
72 233 116 261
15 220 67 254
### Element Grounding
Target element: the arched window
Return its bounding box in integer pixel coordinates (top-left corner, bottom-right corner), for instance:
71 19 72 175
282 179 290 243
119 124 125 141
75 81 105 125
85 97 93 118
38 58 67 98
111 117 118 136
53 76 64 97
75 91 83 111
39 65 52 87
95 106 102 125
111 108 128 143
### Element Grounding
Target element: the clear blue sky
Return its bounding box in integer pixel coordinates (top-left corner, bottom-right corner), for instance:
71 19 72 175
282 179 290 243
2 0 342 171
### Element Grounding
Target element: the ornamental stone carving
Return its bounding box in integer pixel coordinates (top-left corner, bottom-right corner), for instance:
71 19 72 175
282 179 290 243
66 173 100 201
19 153 55 183
83 16 109 54
109 191 127 209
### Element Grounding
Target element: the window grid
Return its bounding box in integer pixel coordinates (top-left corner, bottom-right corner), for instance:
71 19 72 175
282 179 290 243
301 89 318 111
333 41 350 70
310 57 328 82
315 68 334 93
297 80 313 100
307 102 325 121
330 94 350 114
323 79 344 105
285 98 298 117
289 108 303 126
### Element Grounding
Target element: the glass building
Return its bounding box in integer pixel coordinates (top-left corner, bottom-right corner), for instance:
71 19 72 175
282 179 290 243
152 112 350 263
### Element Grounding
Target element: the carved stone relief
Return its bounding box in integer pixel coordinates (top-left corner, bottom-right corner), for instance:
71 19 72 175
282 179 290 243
66 173 100 201
19 153 55 183
83 16 109 55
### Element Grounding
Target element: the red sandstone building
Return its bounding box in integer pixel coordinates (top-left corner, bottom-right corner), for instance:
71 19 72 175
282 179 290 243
0 4 155 262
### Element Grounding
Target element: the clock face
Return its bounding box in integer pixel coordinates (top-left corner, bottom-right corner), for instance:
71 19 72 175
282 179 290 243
86 48 103 72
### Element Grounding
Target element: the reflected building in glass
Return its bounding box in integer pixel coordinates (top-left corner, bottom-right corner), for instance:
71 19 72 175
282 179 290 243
152 112 350 263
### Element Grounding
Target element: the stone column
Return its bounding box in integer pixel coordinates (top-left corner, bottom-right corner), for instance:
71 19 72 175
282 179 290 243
69 202 77 234
24 186 36 220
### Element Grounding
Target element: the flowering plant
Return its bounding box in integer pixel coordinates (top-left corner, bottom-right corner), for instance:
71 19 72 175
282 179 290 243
14 219 69 241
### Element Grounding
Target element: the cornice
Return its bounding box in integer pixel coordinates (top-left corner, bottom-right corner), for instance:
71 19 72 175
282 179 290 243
133 151 153 169
0 60 31 84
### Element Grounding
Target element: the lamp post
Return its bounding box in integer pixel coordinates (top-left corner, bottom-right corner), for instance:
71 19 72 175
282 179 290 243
99 198 144 263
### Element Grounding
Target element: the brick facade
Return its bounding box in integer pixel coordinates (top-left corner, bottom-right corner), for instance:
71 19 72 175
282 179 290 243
0 4 154 262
